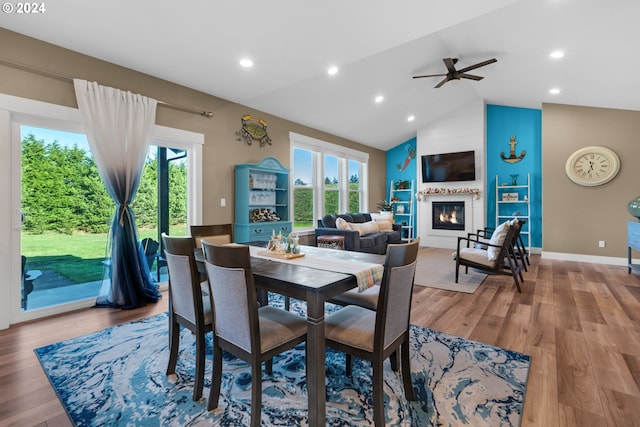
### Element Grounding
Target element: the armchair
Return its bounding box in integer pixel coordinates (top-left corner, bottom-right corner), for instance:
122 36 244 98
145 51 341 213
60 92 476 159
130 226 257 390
455 220 522 292
472 219 530 271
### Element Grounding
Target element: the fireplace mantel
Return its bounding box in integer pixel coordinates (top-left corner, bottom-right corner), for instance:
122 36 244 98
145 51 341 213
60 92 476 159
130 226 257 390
416 187 481 201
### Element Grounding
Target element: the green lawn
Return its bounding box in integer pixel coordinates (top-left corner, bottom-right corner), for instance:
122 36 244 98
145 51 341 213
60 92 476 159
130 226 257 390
22 225 187 284
294 221 314 228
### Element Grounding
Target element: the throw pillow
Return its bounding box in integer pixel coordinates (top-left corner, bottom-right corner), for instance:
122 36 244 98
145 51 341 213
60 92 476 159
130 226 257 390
349 220 380 236
375 219 394 232
487 220 511 261
335 217 351 230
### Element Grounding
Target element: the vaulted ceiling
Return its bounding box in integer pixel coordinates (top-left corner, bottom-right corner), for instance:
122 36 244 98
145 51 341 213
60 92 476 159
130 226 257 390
1 0 638 150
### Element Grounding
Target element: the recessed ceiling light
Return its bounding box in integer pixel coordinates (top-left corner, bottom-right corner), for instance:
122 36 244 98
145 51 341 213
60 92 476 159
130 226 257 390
239 58 254 68
549 88 561 95
374 95 384 103
407 115 415 122
550 50 564 59
327 66 338 76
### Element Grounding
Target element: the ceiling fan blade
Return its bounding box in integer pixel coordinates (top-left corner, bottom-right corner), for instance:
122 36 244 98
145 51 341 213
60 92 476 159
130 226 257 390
434 77 449 89
457 58 497 73
460 73 484 81
443 58 457 73
413 73 447 79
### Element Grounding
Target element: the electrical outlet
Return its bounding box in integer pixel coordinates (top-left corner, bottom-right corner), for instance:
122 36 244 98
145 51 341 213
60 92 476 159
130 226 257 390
599 240 606 248
220 198 226 207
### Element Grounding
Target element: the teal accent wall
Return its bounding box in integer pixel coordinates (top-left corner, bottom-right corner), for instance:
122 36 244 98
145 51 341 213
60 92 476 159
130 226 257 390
486 105 542 248
385 138 417 237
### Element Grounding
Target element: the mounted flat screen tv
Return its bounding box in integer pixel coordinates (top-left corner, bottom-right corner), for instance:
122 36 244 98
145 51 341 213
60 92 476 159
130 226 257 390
421 150 476 183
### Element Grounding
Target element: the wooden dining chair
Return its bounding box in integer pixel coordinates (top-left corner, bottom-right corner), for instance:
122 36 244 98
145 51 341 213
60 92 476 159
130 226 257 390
201 241 307 426
329 238 420 311
190 223 233 248
324 240 419 427
162 233 213 402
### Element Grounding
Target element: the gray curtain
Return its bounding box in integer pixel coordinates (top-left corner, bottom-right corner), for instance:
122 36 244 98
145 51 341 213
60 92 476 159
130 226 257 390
73 79 161 308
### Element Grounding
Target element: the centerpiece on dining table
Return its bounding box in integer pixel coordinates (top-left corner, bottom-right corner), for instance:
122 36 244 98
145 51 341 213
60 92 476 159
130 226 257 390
263 230 304 259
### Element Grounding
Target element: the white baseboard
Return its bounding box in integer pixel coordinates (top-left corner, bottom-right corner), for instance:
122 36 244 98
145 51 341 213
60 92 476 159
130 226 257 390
541 251 630 266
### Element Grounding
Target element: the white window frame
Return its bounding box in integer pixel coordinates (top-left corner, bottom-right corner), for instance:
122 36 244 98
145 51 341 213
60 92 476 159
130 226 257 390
289 132 368 231
0 93 204 329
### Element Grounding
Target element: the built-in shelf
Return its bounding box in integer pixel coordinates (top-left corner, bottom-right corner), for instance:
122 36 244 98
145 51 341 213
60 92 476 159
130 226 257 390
496 173 531 254
390 180 415 242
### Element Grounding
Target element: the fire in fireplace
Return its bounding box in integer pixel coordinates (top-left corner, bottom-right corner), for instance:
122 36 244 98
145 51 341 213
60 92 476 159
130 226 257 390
432 201 465 231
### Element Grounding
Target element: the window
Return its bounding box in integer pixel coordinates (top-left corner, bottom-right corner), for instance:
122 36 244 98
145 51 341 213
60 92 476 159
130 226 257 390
292 147 314 228
290 132 368 230
348 159 363 213
323 154 339 215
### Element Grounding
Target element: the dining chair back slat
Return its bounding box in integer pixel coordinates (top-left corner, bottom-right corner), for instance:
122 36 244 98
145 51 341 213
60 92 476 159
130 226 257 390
190 224 233 248
380 261 418 349
164 253 198 321
207 264 253 352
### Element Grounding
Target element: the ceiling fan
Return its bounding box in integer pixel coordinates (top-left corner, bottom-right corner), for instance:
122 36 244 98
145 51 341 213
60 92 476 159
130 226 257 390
413 57 497 88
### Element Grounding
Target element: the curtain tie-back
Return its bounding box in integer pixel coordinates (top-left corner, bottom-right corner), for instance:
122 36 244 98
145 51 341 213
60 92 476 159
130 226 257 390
118 203 131 226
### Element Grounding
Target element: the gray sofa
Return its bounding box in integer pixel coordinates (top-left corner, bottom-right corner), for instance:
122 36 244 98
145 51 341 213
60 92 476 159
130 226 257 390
315 213 402 254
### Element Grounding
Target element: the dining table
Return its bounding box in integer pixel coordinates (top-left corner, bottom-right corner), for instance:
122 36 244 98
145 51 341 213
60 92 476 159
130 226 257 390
195 243 385 427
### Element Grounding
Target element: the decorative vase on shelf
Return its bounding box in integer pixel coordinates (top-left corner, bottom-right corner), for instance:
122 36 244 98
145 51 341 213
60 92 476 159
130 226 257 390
510 174 519 186
628 196 640 220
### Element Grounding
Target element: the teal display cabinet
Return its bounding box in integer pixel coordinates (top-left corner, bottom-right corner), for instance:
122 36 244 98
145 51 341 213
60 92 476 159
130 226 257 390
234 157 291 243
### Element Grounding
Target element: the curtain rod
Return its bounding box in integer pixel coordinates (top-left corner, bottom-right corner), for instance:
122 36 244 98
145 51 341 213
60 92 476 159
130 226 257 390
0 58 214 118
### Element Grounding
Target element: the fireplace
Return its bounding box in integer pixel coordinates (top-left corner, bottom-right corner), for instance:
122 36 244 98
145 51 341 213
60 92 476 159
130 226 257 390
432 201 465 231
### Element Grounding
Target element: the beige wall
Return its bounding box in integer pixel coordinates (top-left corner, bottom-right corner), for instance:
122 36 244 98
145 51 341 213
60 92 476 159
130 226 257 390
0 29 387 225
542 103 640 258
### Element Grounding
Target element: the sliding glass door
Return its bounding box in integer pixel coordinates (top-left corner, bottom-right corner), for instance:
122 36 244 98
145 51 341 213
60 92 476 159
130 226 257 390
1 94 204 326
20 125 107 311
19 125 193 312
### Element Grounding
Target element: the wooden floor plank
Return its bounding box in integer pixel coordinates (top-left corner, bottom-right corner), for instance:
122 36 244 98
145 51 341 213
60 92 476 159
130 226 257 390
496 300 531 354
599 388 640 427
556 328 604 417
586 339 640 396
521 346 559 427
526 301 556 350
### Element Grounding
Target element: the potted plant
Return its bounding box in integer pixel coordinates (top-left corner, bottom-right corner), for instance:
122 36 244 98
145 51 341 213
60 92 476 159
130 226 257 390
377 199 392 212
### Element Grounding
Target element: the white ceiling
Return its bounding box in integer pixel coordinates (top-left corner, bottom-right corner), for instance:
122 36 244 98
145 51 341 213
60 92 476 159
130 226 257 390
2 0 639 150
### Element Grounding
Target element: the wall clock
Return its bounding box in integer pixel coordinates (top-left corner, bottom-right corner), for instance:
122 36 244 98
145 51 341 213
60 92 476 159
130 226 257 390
565 145 620 186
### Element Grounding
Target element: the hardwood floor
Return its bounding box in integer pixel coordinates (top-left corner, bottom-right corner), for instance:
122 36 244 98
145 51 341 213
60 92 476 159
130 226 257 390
1 255 640 426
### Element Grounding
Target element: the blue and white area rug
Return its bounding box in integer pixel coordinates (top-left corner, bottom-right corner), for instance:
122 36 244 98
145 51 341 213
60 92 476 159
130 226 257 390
35 302 530 426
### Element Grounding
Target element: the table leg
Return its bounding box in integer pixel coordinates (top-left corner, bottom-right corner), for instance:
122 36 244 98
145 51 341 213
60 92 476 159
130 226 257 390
306 292 325 427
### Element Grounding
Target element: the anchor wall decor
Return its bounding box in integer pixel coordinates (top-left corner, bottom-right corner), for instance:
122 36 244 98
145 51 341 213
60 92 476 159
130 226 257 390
500 135 526 163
